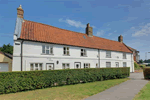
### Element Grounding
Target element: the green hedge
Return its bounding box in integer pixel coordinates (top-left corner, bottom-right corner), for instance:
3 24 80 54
134 62 140 70
0 67 130 94
143 68 150 79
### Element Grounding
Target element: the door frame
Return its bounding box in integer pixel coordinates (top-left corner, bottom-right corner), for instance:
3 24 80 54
115 62 119 67
46 63 54 70
74 62 81 69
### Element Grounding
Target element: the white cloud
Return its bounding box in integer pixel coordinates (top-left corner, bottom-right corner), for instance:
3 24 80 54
59 18 96 28
108 33 112 36
114 30 117 32
132 23 150 37
96 30 105 36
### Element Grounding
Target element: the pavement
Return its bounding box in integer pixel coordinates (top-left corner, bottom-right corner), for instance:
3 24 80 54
84 72 149 100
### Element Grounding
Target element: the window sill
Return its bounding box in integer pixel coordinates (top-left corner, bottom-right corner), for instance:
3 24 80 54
81 55 87 57
63 54 70 56
41 53 54 55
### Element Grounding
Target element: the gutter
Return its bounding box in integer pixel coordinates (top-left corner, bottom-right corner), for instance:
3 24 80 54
21 40 24 71
98 49 100 68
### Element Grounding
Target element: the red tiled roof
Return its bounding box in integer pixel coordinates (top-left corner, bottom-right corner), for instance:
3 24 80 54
20 20 132 53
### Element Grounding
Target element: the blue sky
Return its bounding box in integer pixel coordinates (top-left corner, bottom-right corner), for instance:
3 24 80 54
0 0 150 60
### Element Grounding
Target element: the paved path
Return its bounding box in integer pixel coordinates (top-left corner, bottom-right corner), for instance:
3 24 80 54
84 72 149 100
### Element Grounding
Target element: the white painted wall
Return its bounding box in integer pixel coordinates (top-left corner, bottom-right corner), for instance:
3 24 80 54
13 40 134 72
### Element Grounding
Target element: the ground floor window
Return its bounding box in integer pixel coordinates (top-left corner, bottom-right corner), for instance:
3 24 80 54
123 62 127 67
84 63 90 68
96 63 98 68
62 63 70 69
30 63 43 71
106 62 111 68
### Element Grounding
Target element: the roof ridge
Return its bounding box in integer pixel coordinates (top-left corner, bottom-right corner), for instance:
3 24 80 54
24 19 86 35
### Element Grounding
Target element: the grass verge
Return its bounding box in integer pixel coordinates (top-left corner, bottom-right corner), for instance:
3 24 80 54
133 81 150 100
0 78 129 100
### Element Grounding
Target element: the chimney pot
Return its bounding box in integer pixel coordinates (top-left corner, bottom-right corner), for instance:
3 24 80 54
17 5 24 19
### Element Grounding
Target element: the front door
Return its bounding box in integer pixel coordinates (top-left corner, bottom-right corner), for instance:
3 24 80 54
115 62 119 67
75 62 81 69
46 63 54 70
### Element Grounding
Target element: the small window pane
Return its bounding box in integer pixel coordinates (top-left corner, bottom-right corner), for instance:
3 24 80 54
81 49 83 51
46 46 49 49
46 50 49 54
39 63 42 70
50 47 53 54
30 64 34 71
35 63 38 67
42 45 45 53
64 51 66 55
67 51 69 55
67 47 69 50
64 47 66 51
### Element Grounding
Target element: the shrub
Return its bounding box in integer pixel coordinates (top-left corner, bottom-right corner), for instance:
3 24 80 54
143 68 150 79
0 67 130 94
134 62 140 70
139 64 146 69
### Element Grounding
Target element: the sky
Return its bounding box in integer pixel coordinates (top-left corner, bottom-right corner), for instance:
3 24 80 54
0 0 150 60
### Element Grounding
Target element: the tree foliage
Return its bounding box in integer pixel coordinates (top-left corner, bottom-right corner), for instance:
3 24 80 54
0 44 13 54
139 59 143 63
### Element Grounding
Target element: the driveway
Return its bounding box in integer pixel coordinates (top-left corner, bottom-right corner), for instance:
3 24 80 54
84 72 149 100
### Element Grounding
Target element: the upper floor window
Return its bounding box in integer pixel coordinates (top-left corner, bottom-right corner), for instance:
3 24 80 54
63 47 69 55
81 49 86 56
42 45 53 54
123 53 126 59
106 62 111 68
123 62 127 67
84 63 90 68
106 51 111 58
62 63 70 69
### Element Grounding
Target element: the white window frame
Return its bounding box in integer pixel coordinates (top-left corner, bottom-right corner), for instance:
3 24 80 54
123 62 127 67
81 49 87 56
63 47 70 55
84 63 90 68
106 62 111 68
106 51 111 58
42 45 53 54
30 63 43 71
123 53 126 59
62 63 70 69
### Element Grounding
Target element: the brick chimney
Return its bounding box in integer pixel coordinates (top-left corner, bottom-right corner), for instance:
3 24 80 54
118 35 123 43
86 23 93 37
17 5 24 19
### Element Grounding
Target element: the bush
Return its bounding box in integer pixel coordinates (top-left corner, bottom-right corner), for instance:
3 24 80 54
134 62 140 70
139 64 146 69
146 64 150 66
143 68 150 79
0 67 130 94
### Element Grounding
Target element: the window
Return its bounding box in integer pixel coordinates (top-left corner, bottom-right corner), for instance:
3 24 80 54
62 63 70 69
106 51 111 58
63 47 69 55
96 63 98 68
42 45 53 54
123 53 126 59
30 63 43 71
123 62 127 67
81 49 87 56
106 62 111 68
84 63 90 68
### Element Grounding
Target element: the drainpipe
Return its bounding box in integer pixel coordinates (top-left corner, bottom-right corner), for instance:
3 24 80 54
21 40 24 71
98 49 100 68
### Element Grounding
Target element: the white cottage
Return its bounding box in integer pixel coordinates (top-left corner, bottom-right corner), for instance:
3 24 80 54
13 5 134 72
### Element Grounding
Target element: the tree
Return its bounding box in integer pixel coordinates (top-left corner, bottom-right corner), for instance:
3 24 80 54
0 43 13 54
139 59 143 63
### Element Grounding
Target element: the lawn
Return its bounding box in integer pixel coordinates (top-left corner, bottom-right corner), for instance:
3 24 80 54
0 78 129 100
133 81 150 100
